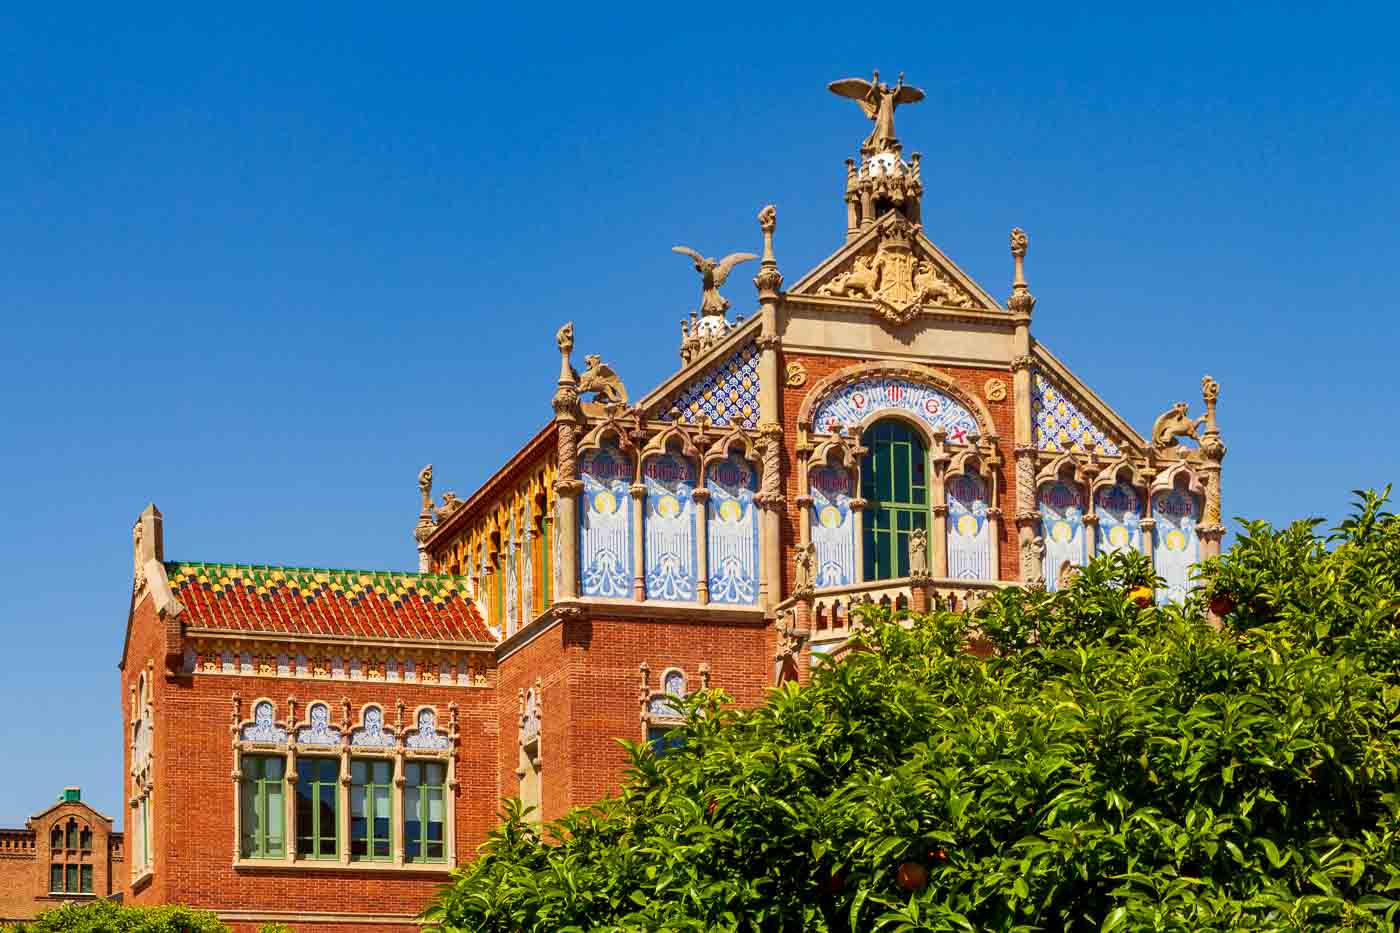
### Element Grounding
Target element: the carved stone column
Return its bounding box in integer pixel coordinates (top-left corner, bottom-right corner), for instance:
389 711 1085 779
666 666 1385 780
930 430 950 578
1007 229 1039 585
1013 445 1040 583
851 498 868 584
630 483 647 601
792 543 815 631
754 206 786 616
693 487 710 605
1198 377 1227 559
552 323 582 601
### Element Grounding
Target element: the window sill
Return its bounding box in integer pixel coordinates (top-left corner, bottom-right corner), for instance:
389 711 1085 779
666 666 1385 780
233 858 454 874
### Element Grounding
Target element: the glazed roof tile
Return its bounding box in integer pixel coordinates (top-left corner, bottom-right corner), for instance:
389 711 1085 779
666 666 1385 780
166 562 493 644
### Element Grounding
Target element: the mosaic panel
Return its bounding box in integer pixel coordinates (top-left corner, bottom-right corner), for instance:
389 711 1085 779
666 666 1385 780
809 465 856 588
1152 487 1201 605
1095 482 1143 556
1032 371 1121 457
811 378 978 442
1038 480 1086 591
659 341 760 429
946 473 991 579
406 709 450 750
643 453 698 601
580 445 634 598
705 454 759 605
296 702 340 747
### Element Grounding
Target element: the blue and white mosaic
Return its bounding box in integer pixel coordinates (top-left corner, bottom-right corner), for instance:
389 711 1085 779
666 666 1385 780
705 454 759 605
946 473 991 579
1038 480 1087 590
643 453 698 602
580 445 634 598
1095 482 1143 556
1032 371 1121 457
406 708 450 750
1152 487 1201 605
811 378 979 442
809 466 856 588
660 342 760 430
296 702 340 747
350 706 396 749
242 700 288 745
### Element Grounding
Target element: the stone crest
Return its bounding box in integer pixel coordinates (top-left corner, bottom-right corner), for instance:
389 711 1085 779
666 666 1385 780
817 216 975 323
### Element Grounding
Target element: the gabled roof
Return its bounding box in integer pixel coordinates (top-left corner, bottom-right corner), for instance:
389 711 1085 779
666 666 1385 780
166 562 492 645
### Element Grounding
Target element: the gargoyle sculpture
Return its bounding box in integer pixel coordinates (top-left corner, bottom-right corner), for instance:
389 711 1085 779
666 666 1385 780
1151 402 1205 448
577 354 628 407
671 246 758 316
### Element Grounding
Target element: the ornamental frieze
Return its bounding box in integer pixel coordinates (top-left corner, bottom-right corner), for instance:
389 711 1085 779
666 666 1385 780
815 216 977 322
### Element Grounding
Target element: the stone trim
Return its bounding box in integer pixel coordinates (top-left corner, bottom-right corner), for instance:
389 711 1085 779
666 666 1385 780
218 910 421 924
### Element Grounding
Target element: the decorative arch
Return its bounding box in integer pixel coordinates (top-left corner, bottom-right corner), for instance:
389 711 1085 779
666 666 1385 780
944 448 995 580
240 698 289 745
1093 461 1147 557
294 700 341 747
702 427 758 472
406 706 450 751
350 704 396 749
798 361 996 441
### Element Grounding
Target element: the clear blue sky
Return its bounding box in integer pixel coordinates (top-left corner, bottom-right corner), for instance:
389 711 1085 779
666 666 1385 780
1 4 1397 827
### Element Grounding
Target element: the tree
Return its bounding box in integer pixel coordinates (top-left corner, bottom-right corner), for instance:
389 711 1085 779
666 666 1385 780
426 492 1400 932
5 901 229 933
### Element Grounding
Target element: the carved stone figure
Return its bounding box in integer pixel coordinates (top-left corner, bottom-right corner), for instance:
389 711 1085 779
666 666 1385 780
914 260 971 308
828 71 926 156
1151 402 1205 448
793 542 817 596
909 526 929 580
818 254 879 299
671 246 758 317
132 521 146 593
438 492 463 519
556 321 574 356
1021 534 1046 587
417 464 434 514
577 355 628 407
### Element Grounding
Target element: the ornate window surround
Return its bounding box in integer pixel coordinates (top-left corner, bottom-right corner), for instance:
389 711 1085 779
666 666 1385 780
128 666 155 888
230 696 457 873
638 662 709 748
517 680 543 823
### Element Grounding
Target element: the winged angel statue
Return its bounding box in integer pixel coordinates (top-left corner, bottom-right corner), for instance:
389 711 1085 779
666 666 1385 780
828 71 926 156
671 246 757 316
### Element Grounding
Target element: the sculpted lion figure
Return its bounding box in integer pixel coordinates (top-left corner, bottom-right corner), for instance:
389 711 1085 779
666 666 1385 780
819 254 880 299
577 354 628 407
1151 402 1205 448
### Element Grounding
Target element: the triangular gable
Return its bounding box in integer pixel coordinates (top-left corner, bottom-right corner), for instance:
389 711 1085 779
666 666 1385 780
787 213 1002 314
637 314 761 417
1030 344 1147 456
652 339 761 430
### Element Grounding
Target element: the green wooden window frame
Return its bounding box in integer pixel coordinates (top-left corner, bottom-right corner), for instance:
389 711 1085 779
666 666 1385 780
404 761 447 863
49 863 62 892
80 864 93 893
65 822 77 850
239 755 285 859
50 827 62 850
79 827 92 851
861 419 929 581
349 758 393 862
296 756 339 859
65 864 77 893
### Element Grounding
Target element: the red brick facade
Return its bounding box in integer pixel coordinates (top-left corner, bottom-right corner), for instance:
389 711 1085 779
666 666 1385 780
0 791 124 923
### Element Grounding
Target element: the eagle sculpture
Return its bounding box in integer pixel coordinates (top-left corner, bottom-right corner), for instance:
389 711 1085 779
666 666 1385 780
671 246 758 317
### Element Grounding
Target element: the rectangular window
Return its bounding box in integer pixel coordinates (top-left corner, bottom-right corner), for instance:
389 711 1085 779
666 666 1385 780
65 864 77 893
350 758 393 861
80 864 93 893
404 761 446 863
647 724 685 758
239 755 286 858
296 756 339 859
79 828 92 851
66 823 77 850
50 863 62 892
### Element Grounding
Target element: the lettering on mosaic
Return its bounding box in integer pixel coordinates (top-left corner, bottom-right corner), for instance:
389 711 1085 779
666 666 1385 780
406 708 450 751
705 454 759 605
1095 482 1143 556
350 706 396 749
242 701 288 745
1152 486 1201 605
580 445 634 598
643 453 698 602
812 377 978 442
947 473 991 579
809 465 856 587
295 702 341 747
1037 480 1086 592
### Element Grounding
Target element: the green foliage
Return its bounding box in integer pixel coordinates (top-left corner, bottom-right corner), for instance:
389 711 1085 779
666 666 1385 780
426 493 1400 932
256 924 295 933
5 901 229 933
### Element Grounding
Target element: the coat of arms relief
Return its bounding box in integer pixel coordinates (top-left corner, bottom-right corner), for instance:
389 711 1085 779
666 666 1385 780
816 216 979 324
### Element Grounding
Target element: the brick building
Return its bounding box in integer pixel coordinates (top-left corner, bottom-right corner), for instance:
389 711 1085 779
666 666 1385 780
0 788 124 923
118 74 1226 931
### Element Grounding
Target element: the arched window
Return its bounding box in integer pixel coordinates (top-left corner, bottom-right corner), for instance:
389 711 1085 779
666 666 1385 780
79 826 92 851
861 419 928 581
50 826 62 850
65 820 77 850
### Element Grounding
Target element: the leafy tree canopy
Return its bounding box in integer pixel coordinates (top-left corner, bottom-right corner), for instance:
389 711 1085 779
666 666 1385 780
6 901 229 933
428 492 1400 932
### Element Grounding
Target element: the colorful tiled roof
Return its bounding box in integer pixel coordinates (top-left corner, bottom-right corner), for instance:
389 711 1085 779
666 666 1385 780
166 562 493 644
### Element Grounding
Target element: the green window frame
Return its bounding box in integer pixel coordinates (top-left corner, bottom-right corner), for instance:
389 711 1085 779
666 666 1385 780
65 864 77 893
296 756 340 859
65 822 77 850
80 864 93 893
350 758 393 862
239 755 285 859
79 827 92 851
541 517 553 607
50 863 62 892
404 761 446 863
50 827 62 851
861 419 929 581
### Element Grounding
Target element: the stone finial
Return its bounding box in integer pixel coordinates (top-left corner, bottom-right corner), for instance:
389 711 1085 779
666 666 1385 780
754 205 784 300
132 505 163 594
556 322 576 386
1007 228 1036 316
1201 376 1220 433
417 464 434 515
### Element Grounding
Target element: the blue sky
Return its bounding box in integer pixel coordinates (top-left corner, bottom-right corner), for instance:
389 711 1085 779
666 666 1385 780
1 3 1397 826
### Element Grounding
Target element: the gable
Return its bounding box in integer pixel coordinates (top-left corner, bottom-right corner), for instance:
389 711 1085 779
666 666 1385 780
654 339 761 430
1031 369 1124 457
788 214 1002 318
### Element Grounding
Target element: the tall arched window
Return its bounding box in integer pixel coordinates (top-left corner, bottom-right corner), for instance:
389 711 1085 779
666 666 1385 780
861 419 928 581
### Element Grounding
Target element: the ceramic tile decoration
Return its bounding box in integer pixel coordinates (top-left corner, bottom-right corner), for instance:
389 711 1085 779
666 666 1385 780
580 445 634 598
809 465 856 587
350 706 395 749
1095 482 1143 556
643 453 698 601
242 701 288 745
946 473 991 579
1038 479 1086 590
296 703 340 747
1032 370 1121 457
811 377 978 441
406 708 450 750
1152 486 1201 604
660 341 760 429
705 454 759 605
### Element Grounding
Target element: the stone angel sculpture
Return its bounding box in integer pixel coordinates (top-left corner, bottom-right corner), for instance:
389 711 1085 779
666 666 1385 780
828 70 926 156
671 246 758 316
